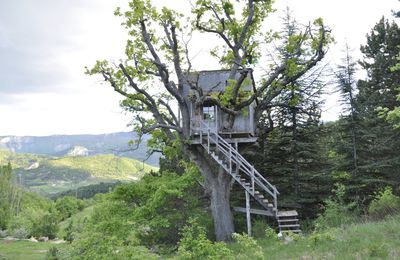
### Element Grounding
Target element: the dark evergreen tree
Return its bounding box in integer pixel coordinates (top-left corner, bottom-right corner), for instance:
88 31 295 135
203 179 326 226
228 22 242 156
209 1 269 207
244 10 333 218
350 16 400 200
254 78 333 218
334 44 359 176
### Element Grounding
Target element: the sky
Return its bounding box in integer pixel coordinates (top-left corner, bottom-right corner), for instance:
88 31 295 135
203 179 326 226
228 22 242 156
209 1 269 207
0 0 399 136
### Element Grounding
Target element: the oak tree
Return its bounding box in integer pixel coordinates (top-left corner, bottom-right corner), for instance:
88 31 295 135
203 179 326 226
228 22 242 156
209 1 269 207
87 0 331 241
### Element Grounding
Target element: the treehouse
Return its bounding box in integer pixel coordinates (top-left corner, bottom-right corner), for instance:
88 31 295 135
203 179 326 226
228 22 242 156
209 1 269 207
183 69 301 236
183 70 257 144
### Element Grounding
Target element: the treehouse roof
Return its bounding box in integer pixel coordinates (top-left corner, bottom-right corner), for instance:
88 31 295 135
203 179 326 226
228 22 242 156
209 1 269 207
183 69 254 98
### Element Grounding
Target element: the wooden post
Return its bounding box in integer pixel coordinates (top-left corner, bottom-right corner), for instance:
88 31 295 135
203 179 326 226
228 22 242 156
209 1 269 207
207 129 210 153
245 191 252 236
215 106 219 133
274 187 278 213
229 146 232 173
251 167 255 196
189 103 192 137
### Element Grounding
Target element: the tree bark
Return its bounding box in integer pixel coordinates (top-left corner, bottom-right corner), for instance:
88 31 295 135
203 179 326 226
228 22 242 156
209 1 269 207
189 146 235 241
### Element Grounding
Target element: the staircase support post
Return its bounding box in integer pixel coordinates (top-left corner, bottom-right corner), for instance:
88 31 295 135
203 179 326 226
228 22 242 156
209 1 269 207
207 129 210 153
273 187 278 213
251 167 255 195
229 146 232 173
245 190 252 236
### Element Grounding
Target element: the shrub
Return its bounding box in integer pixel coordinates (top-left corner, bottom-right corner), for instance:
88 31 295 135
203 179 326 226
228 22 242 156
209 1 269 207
112 169 212 247
265 226 278 241
45 246 59 260
64 220 74 243
252 219 269 239
55 196 85 221
177 219 232 259
61 232 159 260
368 243 389 258
232 233 263 260
314 184 358 230
12 227 29 239
368 186 400 219
31 211 59 239
308 231 335 248
0 230 7 238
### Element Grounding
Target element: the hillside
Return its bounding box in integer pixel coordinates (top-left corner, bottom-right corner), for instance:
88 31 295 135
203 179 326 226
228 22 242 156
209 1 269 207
0 132 160 166
0 149 158 195
2 213 400 259
245 216 400 259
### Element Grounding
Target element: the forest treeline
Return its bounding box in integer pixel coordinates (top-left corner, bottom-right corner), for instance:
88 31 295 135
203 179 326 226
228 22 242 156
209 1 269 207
250 13 400 219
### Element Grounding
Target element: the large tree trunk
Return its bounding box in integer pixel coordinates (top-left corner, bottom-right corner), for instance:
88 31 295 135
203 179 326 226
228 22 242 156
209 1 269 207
189 146 235 241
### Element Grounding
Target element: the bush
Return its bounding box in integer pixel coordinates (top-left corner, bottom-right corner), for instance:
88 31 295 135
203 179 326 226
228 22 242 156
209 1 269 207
314 184 358 230
8 207 59 239
308 231 335 248
265 226 278 241
177 219 232 259
0 230 7 238
12 227 29 239
64 220 74 243
45 246 59 260
31 211 59 239
368 187 400 219
60 232 159 260
55 196 85 221
112 169 212 247
232 233 263 260
252 219 269 239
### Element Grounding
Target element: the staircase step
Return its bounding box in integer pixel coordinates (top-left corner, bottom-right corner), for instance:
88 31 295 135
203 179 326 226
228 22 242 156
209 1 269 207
267 203 274 208
281 229 301 233
254 190 260 194
262 199 269 203
279 224 300 228
256 194 264 199
277 210 298 217
278 218 299 222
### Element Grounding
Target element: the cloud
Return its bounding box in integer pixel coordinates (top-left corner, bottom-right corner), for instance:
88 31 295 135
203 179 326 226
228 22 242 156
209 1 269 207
0 0 104 95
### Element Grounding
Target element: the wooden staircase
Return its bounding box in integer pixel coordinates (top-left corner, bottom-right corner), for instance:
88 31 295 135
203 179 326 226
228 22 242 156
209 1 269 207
277 210 301 233
198 121 301 234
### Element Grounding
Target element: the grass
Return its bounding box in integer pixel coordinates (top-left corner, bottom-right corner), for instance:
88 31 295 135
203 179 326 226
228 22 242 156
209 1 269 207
0 240 61 260
57 206 95 239
227 215 400 259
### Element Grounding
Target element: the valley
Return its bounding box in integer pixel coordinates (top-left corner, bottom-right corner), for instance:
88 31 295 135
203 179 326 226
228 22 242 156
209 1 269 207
0 147 157 195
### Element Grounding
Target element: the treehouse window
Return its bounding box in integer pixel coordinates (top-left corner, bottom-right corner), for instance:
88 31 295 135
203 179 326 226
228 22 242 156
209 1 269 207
203 106 215 121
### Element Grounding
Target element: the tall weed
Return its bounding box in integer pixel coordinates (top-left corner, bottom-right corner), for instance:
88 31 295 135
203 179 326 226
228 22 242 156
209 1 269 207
369 186 400 219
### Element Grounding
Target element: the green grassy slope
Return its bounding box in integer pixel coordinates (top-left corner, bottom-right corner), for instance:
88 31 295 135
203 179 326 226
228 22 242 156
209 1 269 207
0 240 61 260
0 149 158 195
2 214 400 259
228 215 400 259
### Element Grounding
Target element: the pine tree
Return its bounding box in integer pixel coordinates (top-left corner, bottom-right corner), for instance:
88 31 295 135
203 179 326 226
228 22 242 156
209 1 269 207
351 16 400 200
245 11 333 218
334 44 359 176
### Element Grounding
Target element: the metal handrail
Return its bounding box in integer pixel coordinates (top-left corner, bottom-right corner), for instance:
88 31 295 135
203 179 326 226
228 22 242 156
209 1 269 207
199 121 279 209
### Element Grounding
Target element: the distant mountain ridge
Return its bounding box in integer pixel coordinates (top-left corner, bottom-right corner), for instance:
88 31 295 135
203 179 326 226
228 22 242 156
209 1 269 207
0 132 160 166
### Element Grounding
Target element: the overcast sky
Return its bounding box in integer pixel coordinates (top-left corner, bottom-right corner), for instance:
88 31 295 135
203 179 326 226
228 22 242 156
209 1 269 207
0 0 399 136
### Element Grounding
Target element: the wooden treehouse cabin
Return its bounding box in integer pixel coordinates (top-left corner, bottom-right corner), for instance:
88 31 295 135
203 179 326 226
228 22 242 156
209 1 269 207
183 70 301 235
